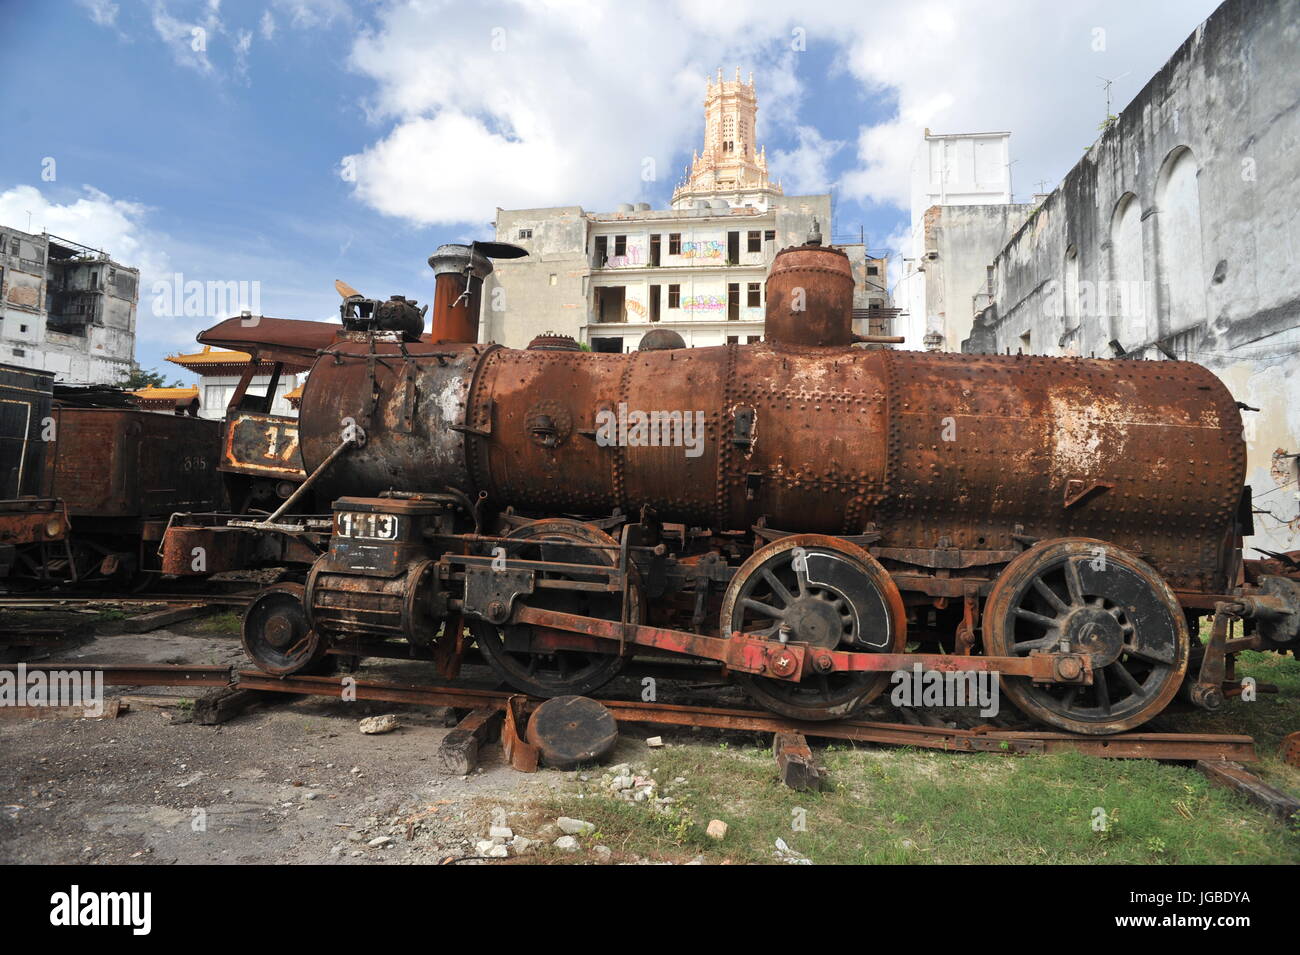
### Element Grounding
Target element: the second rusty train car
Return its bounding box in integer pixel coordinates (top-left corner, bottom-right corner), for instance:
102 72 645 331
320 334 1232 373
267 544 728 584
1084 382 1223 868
0 370 222 586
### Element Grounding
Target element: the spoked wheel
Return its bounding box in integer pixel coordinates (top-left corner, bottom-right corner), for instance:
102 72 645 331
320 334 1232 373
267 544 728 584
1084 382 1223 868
722 534 906 721
472 519 639 698
242 582 330 676
983 538 1188 735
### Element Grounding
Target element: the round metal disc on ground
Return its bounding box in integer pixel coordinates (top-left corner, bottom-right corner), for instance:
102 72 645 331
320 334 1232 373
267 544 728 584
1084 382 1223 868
526 695 619 769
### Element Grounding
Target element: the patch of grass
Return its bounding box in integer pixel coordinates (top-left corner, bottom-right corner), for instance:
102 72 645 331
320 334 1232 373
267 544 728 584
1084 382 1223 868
540 741 1299 865
1166 649 1300 799
96 608 128 622
198 611 243 635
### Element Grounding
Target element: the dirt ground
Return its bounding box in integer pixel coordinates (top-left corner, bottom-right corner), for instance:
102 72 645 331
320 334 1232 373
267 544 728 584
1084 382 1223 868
0 616 602 865
3 611 1296 866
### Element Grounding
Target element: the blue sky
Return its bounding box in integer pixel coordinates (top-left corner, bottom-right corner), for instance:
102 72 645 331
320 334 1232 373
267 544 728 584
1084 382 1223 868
1 0 1220 383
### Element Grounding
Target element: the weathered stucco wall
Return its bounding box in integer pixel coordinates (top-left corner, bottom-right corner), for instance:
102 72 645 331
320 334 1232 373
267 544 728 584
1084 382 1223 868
966 0 1300 553
482 206 589 349
925 203 1034 352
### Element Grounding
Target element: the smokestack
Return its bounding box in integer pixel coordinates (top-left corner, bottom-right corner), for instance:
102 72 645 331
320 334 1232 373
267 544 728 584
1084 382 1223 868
427 244 494 344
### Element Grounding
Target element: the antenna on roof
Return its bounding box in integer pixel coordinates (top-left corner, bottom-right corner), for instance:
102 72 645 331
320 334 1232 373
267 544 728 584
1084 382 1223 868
1097 72 1130 120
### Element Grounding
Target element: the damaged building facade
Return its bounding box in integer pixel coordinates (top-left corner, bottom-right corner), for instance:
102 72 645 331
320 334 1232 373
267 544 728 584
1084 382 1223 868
897 130 1032 352
0 226 137 384
963 0 1300 553
484 70 889 351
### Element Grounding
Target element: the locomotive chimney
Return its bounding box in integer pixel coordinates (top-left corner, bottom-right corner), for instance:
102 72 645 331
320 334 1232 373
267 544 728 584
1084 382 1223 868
427 244 494 344
763 220 855 348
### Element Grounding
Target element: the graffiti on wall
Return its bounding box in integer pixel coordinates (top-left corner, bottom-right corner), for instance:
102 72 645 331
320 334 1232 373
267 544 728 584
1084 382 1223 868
680 295 724 311
680 241 723 259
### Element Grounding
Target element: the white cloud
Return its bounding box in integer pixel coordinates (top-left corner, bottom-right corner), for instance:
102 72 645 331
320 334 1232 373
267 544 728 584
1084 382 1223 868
260 10 277 40
829 1 1222 208
341 1 802 227
342 0 1221 227
234 28 253 80
77 0 120 27
770 125 844 195
0 186 323 356
150 1 223 75
273 0 352 30
0 185 169 279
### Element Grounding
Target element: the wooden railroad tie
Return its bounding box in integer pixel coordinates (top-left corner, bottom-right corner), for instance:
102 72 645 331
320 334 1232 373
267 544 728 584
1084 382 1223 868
437 706 503 776
1196 759 1300 830
773 732 822 791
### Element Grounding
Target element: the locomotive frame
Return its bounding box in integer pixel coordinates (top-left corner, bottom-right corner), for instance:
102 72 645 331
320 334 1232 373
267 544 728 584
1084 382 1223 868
159 238 1300 737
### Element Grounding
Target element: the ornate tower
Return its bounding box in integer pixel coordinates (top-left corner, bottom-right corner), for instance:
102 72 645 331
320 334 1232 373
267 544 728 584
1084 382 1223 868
672 68 782 210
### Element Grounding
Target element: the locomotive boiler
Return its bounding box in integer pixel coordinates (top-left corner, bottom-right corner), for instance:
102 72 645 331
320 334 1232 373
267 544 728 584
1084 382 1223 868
177 235 1300 735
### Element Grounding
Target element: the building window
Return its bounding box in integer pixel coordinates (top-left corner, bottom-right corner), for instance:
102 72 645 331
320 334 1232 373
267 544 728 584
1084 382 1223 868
649 234 661 267
517 228 533 239
549 274 557 286
614 235 627 257
747 231 761 253
726 336 739 345
668 284 680 308
668 233 681 255
12 348 25 357
746 283 761 308
727 283 739 321
867 265 879 276
763 230 775 243
594 235 608 267
746 335 761 344
649 285 661 323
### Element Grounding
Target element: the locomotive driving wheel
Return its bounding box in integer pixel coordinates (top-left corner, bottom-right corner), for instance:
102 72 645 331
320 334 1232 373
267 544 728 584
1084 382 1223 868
722 534 906 721
983 538 1189 735
472 519 640 698
242 582 330 676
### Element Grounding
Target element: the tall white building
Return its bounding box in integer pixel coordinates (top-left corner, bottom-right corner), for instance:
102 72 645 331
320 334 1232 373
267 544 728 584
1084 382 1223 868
897 130 1021 351
483 70 833 351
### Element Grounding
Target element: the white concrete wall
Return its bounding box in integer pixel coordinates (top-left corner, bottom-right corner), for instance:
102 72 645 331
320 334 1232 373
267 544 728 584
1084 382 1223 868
967 0 1300 554
198 372 299 421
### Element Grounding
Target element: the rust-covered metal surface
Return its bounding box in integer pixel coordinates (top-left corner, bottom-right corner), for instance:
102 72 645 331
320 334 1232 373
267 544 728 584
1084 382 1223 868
298 337 1243 594
298 334 492 501
763 241 855 347
221 410 305 479
198 316 342 367
42 407 222 518
0 498 68 547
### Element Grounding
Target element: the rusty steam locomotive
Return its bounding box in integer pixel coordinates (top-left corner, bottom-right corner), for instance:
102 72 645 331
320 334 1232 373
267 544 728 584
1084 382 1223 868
163 234 1300 736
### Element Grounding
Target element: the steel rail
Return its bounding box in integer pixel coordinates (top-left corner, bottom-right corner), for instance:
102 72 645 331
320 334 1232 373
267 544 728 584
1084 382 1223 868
0 662 1258 763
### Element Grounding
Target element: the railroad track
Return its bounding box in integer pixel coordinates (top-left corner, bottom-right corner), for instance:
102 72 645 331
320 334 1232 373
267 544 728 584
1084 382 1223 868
0 590 257 610
7 659 1297 823
0 661 1260 763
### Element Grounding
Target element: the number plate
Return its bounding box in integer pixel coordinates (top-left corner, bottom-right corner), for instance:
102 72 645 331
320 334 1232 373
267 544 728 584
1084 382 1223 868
335 511 399 540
